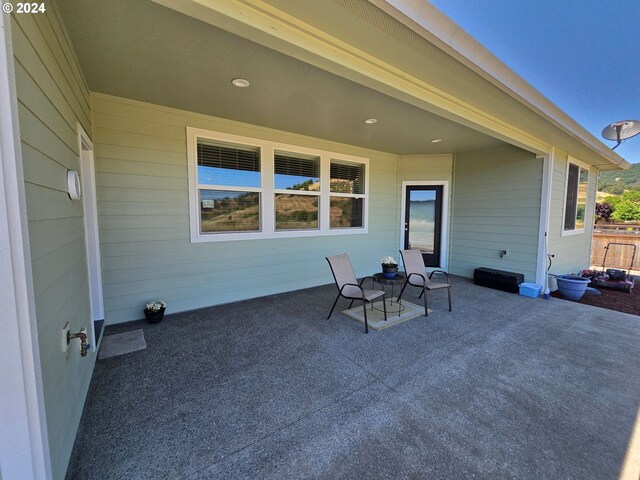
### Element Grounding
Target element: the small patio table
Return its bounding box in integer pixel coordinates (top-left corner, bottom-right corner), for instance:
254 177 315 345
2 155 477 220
372 272 406 316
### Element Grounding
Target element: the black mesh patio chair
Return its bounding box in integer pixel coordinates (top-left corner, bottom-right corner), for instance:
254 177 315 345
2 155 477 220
326 253 387 333
397 249 452 317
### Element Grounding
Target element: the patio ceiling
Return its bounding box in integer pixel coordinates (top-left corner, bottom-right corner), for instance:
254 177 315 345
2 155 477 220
57 0 506 155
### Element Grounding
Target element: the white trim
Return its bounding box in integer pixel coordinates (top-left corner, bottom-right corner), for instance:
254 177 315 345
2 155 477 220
376 0 630 170
0 14 51 479
536 152 553 288
77 124 104 345
561 155 590 236
561 228 585 237
566 155 590 170
186 127 369 242
156 1 628 169
399 180 450 270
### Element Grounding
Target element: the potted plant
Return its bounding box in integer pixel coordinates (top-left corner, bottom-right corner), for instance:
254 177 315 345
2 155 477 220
144 299 166 324
381 256 399 278
580 269 600 286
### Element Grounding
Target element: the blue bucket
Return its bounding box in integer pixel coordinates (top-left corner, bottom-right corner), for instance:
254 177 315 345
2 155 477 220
556 275 590 301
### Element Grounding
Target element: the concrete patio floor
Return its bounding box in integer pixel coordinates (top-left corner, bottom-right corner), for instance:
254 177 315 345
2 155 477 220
67 277 640 479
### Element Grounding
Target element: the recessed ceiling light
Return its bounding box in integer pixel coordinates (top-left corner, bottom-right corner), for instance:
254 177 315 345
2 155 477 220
364 118 377 124
431 138 443 143
231 78 250 88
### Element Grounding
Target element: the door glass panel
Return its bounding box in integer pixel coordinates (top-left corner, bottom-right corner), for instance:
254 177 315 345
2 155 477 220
408 190 436 253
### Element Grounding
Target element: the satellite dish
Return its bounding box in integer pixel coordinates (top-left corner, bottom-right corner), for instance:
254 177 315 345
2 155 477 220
601 120 640 150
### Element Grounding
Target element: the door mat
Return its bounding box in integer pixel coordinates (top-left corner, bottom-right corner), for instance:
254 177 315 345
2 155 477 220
98 329 146 359
342 298 430 331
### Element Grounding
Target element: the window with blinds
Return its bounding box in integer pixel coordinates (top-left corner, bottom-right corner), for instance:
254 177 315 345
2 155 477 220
197 139 260 187
329 160 365 228
196 139 261 233
330 161 364 194
187 128 368 241
563 161 589 232
274 151 320 191
274 151 320 230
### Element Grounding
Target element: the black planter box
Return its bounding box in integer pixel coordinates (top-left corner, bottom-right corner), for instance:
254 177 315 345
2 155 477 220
473 267 524 293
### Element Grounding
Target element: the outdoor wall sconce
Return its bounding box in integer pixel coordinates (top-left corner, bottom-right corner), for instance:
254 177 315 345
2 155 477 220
67 170 81 200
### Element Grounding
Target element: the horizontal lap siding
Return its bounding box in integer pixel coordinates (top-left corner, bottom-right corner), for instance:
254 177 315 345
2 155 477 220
450 146 542 282
547 152 597 275
11 3 93 479
93 93 399 324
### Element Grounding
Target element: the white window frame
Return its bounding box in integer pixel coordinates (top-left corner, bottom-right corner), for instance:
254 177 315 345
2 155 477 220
187 127 369 242
561 156 590 237
273 150 321 232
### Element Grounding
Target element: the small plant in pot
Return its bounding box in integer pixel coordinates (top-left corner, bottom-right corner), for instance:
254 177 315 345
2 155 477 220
381 256 399 278
580 269 600 285
144 299 166 324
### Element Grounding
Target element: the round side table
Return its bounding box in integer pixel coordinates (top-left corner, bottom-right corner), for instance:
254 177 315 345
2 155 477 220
372 272 406 316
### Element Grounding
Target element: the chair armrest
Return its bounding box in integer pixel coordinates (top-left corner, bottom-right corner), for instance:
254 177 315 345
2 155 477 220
339 282 365 299
406 272 426 286
428 270 450 283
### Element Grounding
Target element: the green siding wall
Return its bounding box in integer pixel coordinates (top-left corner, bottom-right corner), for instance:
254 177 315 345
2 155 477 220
92 93 399 324
547 151 597 276
398 154 453 181
11 3 94 479
450 146 541 282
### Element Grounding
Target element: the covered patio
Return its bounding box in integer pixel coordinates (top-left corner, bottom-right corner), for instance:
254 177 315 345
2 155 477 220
67 279 640 479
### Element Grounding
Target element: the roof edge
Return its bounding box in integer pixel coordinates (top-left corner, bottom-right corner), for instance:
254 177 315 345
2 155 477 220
373 0 630 170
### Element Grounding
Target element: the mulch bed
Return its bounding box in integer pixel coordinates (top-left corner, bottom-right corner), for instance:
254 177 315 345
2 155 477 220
552 278 640 316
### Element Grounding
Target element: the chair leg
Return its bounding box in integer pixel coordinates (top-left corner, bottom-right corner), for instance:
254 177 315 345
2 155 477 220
362 302 369 334
348 299 355 309
418 288 424 299
423 288 429 317
382 293 387 321
447 287 452 312
327 293 341 319
397 281 408 302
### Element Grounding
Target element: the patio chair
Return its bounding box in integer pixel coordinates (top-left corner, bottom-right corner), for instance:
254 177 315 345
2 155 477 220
397 249 452 317
326 253 387 333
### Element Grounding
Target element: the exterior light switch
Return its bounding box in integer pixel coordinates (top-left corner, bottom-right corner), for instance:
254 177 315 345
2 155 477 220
62 322 70 351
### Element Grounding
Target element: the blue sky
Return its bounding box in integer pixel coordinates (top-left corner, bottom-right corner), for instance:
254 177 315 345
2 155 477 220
429 0 640 164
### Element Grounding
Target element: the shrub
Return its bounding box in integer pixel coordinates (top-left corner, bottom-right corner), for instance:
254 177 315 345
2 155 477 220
595 202 613 223
610 200 640 221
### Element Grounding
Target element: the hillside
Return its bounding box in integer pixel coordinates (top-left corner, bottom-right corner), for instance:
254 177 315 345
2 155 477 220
598 163 640 194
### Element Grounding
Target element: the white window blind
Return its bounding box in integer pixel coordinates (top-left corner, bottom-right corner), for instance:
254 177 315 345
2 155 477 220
197 139 260 188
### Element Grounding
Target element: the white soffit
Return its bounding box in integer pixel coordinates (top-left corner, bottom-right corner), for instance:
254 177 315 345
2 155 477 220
152 0 551 156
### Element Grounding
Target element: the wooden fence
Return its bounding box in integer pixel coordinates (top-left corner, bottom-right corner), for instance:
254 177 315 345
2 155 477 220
591 226 640 270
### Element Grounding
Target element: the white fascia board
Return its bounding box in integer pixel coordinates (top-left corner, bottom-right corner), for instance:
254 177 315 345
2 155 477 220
375 0 630 170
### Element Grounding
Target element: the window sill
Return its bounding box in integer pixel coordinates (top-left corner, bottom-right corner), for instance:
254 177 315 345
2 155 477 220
561 228 586 237
190 227 368 243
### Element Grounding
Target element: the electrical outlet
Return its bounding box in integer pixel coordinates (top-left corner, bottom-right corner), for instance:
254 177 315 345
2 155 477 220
62 322 70 352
